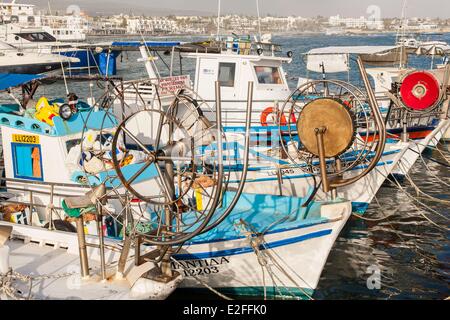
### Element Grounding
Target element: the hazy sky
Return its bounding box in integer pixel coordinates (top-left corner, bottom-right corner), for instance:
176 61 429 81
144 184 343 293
35 0 450 18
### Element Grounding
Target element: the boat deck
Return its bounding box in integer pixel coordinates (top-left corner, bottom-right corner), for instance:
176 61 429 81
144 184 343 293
6 237 132 300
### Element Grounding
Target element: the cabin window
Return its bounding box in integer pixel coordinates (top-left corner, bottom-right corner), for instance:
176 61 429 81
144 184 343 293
12 143 43 181
14 32 56 42
218 62 236 87
254 66 283 85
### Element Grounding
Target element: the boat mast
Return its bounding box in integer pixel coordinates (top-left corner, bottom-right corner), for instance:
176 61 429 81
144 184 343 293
47 1 53 15
256 0 262 41
216 0 221 40
397 0 408 69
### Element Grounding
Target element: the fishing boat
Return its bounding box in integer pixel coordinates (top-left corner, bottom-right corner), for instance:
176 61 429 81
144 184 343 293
0 1 87 42
118 38 409 214
0 41 79 74
0 52 388 299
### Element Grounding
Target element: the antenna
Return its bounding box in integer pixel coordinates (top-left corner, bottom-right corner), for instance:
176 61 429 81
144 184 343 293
216 0 221 40
47 1 53 16
397 0 408 69
256 0 262 41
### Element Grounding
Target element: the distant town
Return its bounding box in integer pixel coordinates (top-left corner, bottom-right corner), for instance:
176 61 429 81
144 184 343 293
50 14 450 36
1 2 450 38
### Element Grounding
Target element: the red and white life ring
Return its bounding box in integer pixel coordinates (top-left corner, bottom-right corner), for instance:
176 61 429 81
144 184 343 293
260 107 296 126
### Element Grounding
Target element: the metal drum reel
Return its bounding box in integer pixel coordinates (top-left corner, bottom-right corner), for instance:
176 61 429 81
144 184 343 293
386 68 449 137
397 70 444 114
79 81 238 247
280 57 386 193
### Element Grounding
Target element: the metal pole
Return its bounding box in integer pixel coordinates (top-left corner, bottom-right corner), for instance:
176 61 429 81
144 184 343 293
135 235 141 266
216 0 221 39
48 185 54 230
199 82 253 234
256 0 262 41
331 159 342 200
401 113 409 142
29 191 33 226
169 46 175 77
117 234 131 276
96 203 107 281
330 57 387 188
315 127 330 193
76 216 89 278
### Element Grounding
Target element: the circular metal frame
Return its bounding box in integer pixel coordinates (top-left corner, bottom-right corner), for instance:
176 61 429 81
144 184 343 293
279 79 378 176
78 80 237 246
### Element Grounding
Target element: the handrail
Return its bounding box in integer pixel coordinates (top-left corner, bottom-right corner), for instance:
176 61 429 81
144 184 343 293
1 176 87 189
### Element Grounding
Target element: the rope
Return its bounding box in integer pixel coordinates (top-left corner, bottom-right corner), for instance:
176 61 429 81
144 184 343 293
347 160 446 266
387 169 448 231
352 159 402 221
399 162 450 207
410 140 450 164
236 219 314 300
1 268 76 300
415 145 450 188
352 158 448 229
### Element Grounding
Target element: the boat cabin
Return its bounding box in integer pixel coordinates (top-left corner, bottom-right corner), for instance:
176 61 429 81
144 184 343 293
136 36 294 128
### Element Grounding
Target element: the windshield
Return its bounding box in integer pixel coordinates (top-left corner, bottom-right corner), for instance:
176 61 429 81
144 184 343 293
0 41 15 50
254 66 283 85
14 32 56 42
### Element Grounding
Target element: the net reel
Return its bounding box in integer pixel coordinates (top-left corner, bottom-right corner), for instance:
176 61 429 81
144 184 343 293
386 66 450 138
280 57 386 193
78 81 239 247
396 70 446 114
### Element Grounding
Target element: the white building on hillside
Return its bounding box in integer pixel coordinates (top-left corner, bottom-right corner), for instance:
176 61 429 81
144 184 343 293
329 14 383 30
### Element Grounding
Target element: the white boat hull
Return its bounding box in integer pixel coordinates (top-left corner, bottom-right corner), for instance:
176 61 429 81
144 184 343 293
173 200 352 298
1 199 352 299
229 142 408 214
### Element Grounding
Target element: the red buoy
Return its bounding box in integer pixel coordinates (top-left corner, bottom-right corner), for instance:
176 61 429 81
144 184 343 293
399 71 441 111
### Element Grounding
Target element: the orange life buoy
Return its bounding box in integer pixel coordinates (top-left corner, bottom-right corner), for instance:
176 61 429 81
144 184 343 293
260 107 296 126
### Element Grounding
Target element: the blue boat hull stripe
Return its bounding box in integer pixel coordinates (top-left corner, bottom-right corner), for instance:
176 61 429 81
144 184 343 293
175 229 332 260
186 217 330 246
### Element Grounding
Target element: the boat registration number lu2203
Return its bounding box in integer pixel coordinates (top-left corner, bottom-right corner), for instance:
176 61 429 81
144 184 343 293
12 134 40 144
